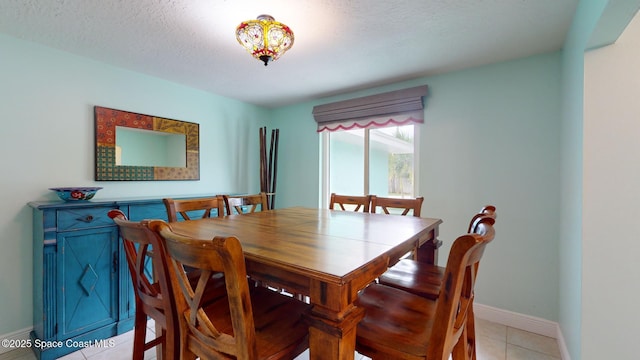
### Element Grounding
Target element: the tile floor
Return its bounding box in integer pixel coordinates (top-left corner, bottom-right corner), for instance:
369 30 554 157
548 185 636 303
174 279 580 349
1 318 562 360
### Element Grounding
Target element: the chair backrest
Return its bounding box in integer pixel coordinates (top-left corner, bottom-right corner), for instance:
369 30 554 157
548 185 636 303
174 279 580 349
427 216 496 359
329 193 371 212
148 220 259 359
163 196 225 222
467 205 497 233
222 192 269 215
107 210 177 356
370 196 424 217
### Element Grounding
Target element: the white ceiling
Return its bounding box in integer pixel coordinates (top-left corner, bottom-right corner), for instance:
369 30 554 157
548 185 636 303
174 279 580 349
0 0 579 108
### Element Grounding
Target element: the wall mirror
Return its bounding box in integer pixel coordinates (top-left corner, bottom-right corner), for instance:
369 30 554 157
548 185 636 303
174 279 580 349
95 106 200 181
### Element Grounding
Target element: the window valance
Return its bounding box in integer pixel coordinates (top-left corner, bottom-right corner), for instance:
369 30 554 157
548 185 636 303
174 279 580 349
312 85 428 132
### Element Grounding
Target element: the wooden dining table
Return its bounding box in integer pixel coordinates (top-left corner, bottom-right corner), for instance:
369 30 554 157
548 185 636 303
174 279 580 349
166 206 442 360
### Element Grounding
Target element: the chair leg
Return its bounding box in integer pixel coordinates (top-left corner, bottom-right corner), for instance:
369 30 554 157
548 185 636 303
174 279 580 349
180 346 198 360
466 304 477 360
178 322 197 360
161 324 179 360
451 324 470 360
132 311 148 360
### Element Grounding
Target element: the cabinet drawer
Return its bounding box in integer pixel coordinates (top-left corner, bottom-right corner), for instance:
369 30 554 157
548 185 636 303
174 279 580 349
57 206 117 231
128 203 168 221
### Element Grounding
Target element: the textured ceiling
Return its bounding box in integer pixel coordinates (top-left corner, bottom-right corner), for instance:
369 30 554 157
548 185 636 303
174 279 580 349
0 0 579 108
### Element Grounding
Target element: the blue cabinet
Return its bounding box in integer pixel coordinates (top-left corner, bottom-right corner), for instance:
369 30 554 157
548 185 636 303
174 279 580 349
29 198 170 360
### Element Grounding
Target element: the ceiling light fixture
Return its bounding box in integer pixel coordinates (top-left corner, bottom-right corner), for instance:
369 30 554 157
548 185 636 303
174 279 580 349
236 14 294 66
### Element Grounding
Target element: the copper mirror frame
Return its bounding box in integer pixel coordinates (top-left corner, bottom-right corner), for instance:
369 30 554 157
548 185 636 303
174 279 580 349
95 106 200 181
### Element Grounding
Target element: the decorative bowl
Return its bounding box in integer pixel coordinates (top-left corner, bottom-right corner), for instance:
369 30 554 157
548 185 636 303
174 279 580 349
49 187 103 201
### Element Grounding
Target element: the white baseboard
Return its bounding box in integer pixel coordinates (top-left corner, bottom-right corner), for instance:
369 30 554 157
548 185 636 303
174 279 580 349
474 303 571 360
0 327 32 355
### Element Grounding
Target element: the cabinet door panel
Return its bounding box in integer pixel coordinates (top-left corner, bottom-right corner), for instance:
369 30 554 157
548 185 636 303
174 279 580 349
57 227 118 339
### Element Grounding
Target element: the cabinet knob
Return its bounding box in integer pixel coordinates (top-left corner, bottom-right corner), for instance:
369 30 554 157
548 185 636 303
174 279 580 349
77 215 94 223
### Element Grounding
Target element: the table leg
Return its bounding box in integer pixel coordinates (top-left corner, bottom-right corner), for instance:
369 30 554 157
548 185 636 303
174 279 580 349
416 238 441 264
304 257 387 360
415 226 442 265
305 306 365 360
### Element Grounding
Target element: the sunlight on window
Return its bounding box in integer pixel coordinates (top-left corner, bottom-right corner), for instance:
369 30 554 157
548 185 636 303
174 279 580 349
371 125 414 198
327 125 414 198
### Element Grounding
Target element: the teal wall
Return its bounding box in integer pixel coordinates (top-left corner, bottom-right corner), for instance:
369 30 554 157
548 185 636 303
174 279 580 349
558 1 640 358
418 54 562 320
268 102 322 208
273 52 563 321
559 1 608 359
0 33 269 335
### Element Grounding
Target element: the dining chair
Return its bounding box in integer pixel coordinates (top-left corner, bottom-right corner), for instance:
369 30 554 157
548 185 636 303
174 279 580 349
329 193 371 212
163 196 225 222
376 206 496 360
222 192 269 215
467 205 496 232
148 219 311 360
379 205 497 299
370 195 424 216
355 215 496 360
108 209 179 360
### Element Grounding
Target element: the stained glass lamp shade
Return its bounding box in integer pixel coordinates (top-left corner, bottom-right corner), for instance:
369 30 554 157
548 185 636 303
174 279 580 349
236 15 294 66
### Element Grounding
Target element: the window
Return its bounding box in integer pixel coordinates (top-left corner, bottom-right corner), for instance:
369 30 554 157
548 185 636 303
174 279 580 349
314 86 427 207
321 124 417 207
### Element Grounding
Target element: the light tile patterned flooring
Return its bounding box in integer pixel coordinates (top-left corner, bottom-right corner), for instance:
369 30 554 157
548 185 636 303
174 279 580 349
1 318 561 360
